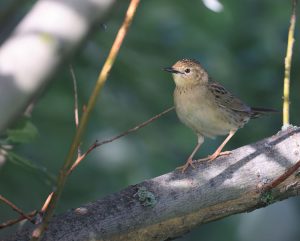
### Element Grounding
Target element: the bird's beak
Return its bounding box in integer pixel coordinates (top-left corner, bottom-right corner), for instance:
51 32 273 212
163 67 183 74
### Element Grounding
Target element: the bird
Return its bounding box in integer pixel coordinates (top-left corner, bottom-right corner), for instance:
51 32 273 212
164 58 277 173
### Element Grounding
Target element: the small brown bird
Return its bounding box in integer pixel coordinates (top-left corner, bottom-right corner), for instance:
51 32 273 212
164 59 276 173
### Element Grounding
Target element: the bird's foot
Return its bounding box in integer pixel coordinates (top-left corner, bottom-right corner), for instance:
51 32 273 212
196 151 232 163
176 158 195 173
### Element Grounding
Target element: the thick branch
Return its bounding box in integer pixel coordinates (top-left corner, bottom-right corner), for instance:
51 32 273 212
0 0 116 132
7 126 300 241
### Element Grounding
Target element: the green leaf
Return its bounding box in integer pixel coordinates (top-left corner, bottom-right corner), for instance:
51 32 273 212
6 151 55 185
6 118 38 144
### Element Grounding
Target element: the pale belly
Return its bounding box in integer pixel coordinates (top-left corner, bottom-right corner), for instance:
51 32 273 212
174 88 239 138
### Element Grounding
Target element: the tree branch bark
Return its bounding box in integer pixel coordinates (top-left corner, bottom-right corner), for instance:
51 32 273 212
0 0 116 132
6 126 300 241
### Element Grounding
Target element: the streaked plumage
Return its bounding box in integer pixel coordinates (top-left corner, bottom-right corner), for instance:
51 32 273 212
164 59 277 172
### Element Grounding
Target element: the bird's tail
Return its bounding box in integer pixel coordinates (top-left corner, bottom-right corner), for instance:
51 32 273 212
250 107 278 119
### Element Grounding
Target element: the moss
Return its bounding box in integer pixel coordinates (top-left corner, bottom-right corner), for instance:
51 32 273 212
134 186 157 207
260 190 274 205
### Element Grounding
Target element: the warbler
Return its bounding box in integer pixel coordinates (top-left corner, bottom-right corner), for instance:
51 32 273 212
164 59 276 173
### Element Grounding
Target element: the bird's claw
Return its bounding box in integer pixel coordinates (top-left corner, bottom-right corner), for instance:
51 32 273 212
176 151 232 173
176 158 195 173
218 151 232 157
196 151 232 163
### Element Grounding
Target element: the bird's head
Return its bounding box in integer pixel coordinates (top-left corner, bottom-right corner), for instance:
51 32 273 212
164 59 209 87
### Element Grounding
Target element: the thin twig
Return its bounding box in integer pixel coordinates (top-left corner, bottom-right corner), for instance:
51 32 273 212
67 141 98 175
5 150 56 184
40 192 54 213
283 0 297 126
0 195 33 222
69 64 81 157
95 107 175 147
30 1 141 240
69 64 79 130
67 106 175 174
0 210 37 229
263 159 300 191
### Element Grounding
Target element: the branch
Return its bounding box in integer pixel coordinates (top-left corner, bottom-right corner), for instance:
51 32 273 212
67 106 174 174
0 211 36 229
7 126 300 241
0 195 33 223
69 64 79 132
30 1 141 240
283 0 297 126
0 0 116 132
263 159 300 191
69 64 81 157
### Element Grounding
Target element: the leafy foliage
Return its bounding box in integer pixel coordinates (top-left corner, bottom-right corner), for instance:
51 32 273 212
6 118 38 144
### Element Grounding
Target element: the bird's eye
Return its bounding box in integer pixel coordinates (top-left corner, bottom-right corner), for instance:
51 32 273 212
185 68 190 73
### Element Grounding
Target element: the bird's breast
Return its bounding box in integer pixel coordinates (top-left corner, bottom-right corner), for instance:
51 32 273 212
174 86 240 138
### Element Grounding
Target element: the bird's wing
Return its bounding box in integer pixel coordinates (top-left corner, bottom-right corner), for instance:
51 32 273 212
208 81 251 114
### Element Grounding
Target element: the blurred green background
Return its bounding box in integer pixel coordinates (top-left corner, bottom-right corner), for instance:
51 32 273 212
1 0 300 240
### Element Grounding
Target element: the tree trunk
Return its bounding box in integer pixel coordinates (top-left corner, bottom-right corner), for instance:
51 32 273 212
6 126 300 241
0 0 116 132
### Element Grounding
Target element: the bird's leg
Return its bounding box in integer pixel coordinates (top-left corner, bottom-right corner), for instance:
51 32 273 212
176 136 204 173
197 130 236 162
